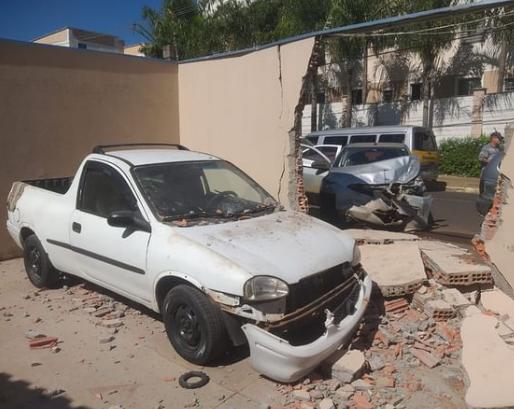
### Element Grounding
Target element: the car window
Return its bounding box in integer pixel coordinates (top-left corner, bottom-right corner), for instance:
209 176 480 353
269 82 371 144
79 161 138 217
303 147 329 163
316 146 338 162
134 160 275 220
350 134 377 143
337 147 409 167
323 136 348 146
414 131 437 151
379 134 405 143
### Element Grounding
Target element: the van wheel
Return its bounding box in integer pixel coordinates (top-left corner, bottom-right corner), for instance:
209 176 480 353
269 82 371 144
162 285 227 365
23 235 60 288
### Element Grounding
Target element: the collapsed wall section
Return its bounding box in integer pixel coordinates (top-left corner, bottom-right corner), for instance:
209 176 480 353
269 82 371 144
177 38 315 207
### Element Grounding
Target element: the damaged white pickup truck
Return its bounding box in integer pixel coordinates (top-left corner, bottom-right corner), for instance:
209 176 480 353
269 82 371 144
6 144 371 382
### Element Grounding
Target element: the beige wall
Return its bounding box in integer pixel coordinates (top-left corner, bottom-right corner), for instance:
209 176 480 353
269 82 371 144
0 40 180 260
178 38 315 205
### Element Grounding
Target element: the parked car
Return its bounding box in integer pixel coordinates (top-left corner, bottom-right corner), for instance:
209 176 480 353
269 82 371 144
6 143 371 383
302 144 343 205
304 126 440 181
476 152 503 216
317 143 431 230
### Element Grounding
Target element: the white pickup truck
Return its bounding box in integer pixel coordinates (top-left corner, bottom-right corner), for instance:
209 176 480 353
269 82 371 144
6 143 371 382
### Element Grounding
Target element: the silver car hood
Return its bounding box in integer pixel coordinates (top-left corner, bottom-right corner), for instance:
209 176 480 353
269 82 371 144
330 155 421 185
176 211 354 284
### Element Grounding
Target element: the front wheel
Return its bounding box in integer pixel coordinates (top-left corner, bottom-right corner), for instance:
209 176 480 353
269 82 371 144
162 285 227 365
23 235 60 288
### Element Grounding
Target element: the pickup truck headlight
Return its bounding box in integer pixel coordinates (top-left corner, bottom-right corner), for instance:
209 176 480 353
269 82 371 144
244 276 289 301
352 244 361 267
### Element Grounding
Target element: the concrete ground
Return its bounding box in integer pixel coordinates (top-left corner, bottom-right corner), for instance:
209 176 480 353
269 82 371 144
435 175 480 194
0 258 285 409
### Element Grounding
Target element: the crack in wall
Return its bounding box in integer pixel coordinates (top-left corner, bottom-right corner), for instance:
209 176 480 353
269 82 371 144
276 45 287 202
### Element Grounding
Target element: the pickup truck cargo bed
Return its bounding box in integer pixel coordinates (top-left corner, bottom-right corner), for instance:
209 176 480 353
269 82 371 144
23 177 73 194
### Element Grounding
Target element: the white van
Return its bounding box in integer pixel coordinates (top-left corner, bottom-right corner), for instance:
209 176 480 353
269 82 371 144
304 126 439 181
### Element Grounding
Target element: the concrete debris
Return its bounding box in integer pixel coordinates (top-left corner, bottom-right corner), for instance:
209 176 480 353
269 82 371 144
100 319 124 328
359 242 426 297
344 229 420 245
292 390 311 401
461 313 514 408
24 329 43 340
441 288 473 309
420 241 492 286
411 348 441 368
318 397 335 409
424 300 456 321
324 349 366 383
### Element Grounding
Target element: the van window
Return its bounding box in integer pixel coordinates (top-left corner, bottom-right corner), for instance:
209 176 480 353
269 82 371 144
323 136 348 146
350 134 377 143
379 134 405 143
414 131 437 151
305 135 319 144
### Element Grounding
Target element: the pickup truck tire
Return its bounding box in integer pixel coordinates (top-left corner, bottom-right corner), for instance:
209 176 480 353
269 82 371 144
162 285 227 365
23 235 60 288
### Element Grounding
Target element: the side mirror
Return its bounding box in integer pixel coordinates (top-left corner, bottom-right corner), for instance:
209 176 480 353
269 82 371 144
311 160 330 171
108 210 151 237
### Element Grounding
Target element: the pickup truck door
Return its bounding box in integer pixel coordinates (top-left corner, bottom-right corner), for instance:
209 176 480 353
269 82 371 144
69 160 151 303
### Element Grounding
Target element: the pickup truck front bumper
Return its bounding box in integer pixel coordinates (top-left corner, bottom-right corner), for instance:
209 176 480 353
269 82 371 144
241 271 372 383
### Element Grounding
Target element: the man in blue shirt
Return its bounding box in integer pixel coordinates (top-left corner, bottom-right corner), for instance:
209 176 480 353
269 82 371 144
479 131 503 167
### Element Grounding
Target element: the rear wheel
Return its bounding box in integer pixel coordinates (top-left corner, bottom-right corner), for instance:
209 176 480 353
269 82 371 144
162 285 227 365
23 235 59 288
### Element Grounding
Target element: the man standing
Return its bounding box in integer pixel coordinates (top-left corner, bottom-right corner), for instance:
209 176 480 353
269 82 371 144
479 131 503 167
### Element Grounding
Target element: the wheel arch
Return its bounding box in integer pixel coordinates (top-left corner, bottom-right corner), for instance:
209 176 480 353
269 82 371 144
20 226 36 244
154 273 204 313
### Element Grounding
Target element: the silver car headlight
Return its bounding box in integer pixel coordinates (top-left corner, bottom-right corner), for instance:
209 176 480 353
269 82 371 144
352 244 361 267
244 276 289 301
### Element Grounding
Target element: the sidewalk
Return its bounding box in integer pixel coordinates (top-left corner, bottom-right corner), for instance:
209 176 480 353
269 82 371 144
434 174 480 194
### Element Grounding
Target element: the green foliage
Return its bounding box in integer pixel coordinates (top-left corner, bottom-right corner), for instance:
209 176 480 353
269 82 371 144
439 135 489 177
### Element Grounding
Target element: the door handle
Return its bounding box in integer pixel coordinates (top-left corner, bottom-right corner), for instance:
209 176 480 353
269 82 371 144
72 222 82 233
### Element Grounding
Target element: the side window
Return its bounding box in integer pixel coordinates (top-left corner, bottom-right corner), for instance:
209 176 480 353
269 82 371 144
302 148 329 165
379 134 405 143
414 131 436 151
350 134 377 143
305 136 319 144
324 136 348 146
316 146 338 162
79 162 138 218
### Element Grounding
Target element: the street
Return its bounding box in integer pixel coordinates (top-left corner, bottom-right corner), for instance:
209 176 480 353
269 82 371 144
429 191 483 239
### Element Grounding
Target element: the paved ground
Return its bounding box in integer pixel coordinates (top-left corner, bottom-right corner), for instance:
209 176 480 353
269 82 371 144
0 258 284 409
429 191 482 238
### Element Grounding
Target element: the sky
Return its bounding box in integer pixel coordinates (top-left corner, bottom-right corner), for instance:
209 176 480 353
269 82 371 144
0 0 163 45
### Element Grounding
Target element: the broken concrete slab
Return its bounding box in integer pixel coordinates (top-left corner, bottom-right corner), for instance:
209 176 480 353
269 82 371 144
324 349 366 383
461 313 514 408
344 229 420 245
441 288 473 309
359 242 426 297
420 242 492 286
481 288 514 329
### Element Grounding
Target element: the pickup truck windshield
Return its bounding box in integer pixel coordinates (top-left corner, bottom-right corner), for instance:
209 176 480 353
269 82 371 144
134 160 277 221
336 146 409 167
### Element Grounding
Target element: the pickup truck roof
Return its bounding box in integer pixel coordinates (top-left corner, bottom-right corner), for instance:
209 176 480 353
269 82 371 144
105 148 219 166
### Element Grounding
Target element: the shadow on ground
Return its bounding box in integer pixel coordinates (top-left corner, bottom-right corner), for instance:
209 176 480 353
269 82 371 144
0 372 92 409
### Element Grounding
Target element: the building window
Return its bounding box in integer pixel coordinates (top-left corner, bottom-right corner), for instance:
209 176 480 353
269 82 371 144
504 78 514 92
351 89 363 105
410 83 422 101
457 77 481 96
78 43 88 49
382 89 393 103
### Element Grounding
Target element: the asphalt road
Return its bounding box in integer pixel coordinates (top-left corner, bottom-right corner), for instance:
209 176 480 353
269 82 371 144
428 191 483 239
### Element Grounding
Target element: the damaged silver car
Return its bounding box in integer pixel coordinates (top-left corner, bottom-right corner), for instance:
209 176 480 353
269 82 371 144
315 143 432 230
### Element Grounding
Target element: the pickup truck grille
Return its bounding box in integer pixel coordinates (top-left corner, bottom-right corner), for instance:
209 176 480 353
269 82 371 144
286 262 354 313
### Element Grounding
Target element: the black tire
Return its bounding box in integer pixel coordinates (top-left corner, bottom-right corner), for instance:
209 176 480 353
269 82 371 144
23 235 60 288
162 285 227 365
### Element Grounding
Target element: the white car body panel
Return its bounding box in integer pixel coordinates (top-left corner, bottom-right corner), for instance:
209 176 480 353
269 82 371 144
6 148 368 383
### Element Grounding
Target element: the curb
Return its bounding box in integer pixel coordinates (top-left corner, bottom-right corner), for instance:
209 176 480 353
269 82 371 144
444 186 479 194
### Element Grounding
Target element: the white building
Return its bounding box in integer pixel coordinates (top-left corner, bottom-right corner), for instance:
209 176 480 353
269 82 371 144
33 27 125 53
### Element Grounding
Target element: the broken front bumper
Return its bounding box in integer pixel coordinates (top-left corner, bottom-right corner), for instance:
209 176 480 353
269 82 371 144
241 272 372 383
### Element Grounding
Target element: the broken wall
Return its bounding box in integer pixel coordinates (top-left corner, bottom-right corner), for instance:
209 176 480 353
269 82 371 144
178 38 315 205
484 124 514 296
0 40 180 260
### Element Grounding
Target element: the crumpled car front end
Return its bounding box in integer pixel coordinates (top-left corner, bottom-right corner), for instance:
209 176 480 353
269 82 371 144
241 266 372 383
320 155 432 230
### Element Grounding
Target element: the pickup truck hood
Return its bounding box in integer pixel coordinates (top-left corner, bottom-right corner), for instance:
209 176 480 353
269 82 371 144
176 211 354 284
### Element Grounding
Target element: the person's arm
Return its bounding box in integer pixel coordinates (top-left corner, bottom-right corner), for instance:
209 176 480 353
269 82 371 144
478 145 490 164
